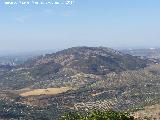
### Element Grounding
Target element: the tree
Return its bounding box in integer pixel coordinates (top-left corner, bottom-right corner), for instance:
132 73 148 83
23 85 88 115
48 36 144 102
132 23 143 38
58 110 134 120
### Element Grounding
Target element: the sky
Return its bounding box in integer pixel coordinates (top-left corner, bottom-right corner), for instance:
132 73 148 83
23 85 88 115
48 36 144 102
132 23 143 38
0 0 160 54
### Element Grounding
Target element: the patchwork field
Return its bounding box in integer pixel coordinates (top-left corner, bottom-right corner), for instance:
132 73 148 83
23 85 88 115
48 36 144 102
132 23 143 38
20 87 71 97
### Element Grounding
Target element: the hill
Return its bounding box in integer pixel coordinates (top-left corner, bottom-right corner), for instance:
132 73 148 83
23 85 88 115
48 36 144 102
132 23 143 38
0 47 159 120
23 47 148 74
0 47 148 90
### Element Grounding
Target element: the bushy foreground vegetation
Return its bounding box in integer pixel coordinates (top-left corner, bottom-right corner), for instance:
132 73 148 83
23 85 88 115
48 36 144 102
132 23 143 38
58 110 134 120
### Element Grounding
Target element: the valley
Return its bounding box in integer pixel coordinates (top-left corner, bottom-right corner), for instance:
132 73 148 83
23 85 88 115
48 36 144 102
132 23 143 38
0 47 160 120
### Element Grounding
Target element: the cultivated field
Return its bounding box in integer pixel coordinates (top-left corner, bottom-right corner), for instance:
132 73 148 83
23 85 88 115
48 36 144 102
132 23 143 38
20 87 71 97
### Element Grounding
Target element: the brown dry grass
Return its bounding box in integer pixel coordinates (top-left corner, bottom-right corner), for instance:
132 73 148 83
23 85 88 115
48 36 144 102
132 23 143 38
132 104 160 120
20 87 71 97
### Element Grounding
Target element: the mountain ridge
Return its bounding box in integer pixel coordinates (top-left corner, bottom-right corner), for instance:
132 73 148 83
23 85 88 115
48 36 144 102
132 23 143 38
21 46 148 75
0 47 160 120
0 46 149 90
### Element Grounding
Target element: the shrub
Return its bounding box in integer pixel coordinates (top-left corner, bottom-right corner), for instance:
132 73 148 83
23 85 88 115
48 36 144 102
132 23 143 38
58 110 134 120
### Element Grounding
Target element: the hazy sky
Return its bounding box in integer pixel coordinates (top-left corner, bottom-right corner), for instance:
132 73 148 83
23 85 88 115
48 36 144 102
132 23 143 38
0 0 160 54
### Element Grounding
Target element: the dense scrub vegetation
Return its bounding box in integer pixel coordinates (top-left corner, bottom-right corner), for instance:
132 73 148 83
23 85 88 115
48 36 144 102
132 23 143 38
58 110 134 120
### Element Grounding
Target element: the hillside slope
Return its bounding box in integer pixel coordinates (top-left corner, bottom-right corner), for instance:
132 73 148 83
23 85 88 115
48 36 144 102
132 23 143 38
0 47 160 120
0 47 148 90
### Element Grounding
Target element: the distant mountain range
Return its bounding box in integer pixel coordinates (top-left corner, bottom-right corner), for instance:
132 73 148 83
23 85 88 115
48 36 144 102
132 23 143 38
121 48 160 59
